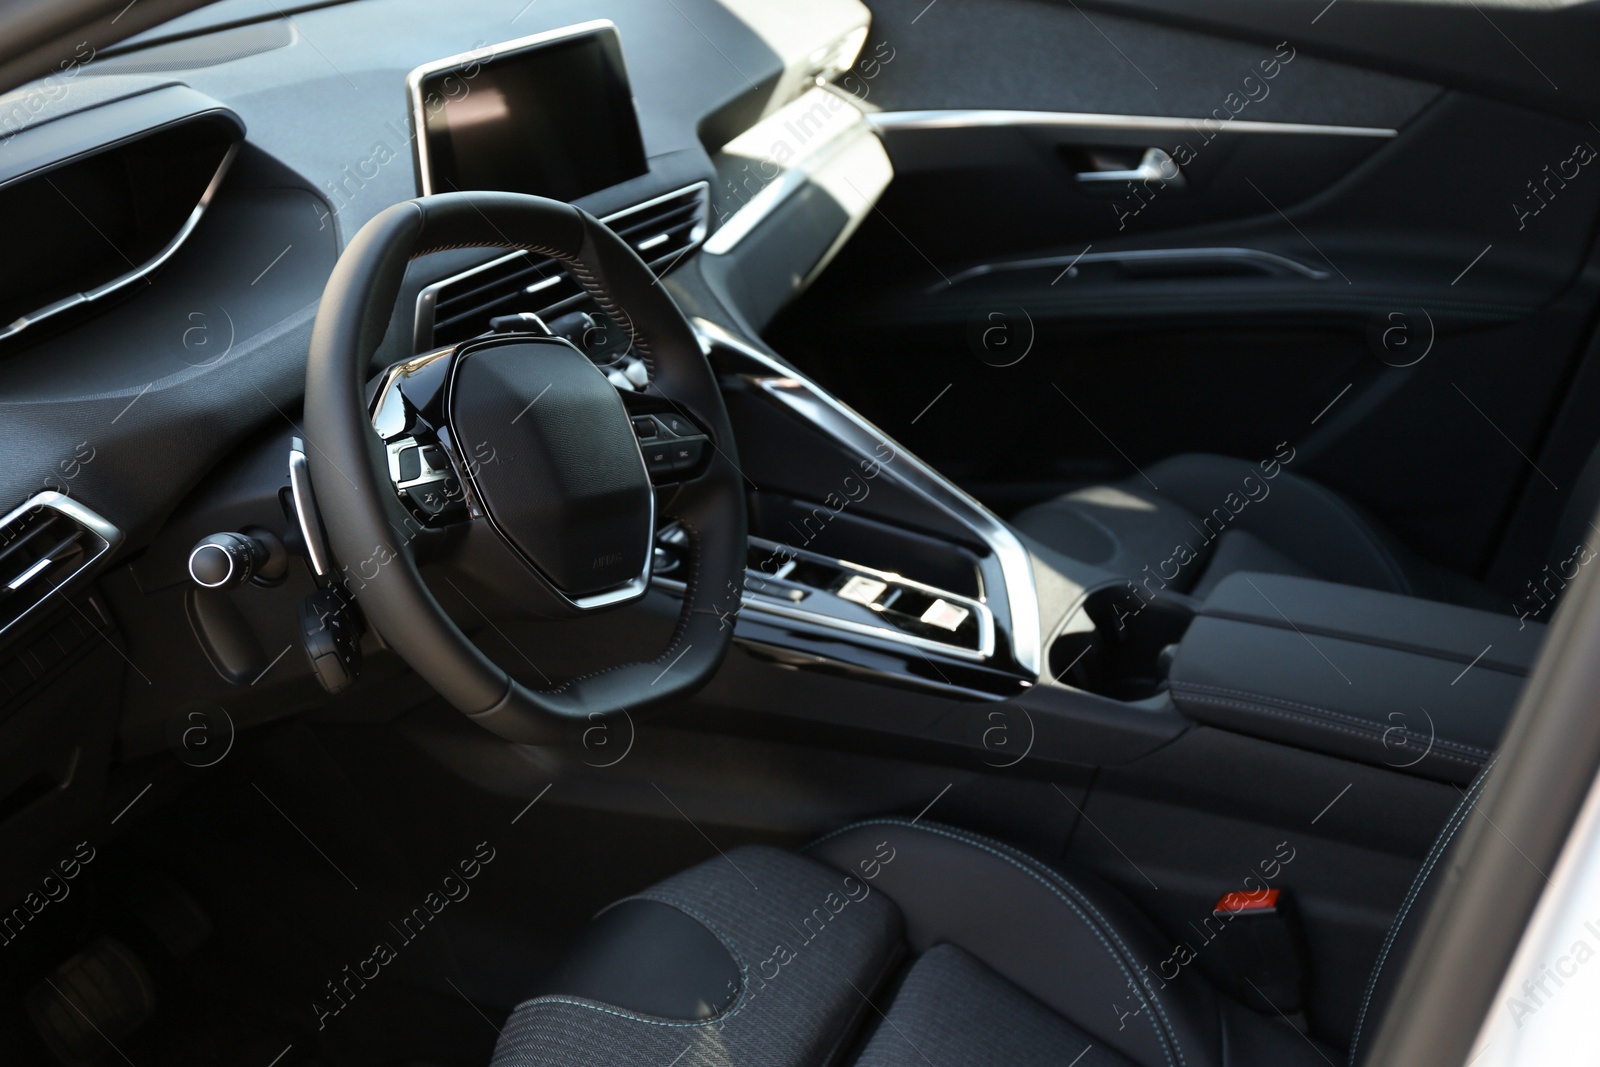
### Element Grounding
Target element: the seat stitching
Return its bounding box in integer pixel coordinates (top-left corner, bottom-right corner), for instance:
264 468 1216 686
1345 760 1497 1064
503 893 752 1028
808 818 1185 1067
1171 683 1495 758
1171 692 1487 768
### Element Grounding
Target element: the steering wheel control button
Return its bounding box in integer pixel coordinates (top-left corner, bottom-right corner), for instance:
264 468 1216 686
669 439 705 471
449 336 653 599
397 446 422 483
644 445 675 473
656 413 695 437
300 589 363 695
386 436 464 522
632 416 660 439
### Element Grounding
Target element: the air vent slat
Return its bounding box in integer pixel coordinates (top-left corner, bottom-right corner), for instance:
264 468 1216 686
0 494 120 638
418 183 710 347
612 202 701 240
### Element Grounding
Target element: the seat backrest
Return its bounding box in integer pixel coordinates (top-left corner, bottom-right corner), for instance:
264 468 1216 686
1344 761 1496 1065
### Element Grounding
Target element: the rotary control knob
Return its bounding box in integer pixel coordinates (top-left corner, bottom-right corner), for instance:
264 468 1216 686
188 530 287 589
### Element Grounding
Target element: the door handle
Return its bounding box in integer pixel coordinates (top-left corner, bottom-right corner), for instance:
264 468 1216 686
1075 147 1185 189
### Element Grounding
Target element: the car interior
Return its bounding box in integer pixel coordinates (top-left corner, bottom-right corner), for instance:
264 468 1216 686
3 0 1600 1064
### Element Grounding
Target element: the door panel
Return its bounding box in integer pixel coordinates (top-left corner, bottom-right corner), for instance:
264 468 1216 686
770 1 1600 582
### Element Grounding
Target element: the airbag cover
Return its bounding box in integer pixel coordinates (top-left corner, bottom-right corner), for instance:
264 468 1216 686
450 337 650 597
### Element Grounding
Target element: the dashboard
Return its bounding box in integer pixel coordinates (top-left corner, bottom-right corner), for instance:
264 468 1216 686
0 0 875 550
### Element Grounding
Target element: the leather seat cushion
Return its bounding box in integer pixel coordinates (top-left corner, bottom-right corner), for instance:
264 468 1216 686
809 820 1331 1067
852 943 1136 1067
491 822 1336 1067
490 845 903 1066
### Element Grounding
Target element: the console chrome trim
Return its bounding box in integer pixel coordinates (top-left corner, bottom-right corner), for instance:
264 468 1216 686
0 140 240 343
411 181 712 351
868 109 1397 139
942 246 1332 290
657 534 996 663
407 19 624 197
692 318 1042 677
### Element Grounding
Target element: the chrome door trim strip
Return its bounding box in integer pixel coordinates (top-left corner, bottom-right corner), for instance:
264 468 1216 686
942 246 1332 289
868 109 1398 139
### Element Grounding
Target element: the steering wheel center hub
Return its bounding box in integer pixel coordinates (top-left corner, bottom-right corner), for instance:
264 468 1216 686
449 336 653 600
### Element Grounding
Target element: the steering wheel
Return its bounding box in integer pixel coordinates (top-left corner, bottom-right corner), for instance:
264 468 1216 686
302 192 746 743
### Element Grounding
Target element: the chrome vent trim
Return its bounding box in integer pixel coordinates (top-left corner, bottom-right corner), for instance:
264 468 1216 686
0 492 122 638
413 181 711 349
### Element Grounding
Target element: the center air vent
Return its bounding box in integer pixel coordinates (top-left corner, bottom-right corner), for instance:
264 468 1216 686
416 182 711 348
0 493 122 637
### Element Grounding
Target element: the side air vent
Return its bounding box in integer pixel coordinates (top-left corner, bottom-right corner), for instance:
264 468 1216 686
416 182 711 348
0 493 122 638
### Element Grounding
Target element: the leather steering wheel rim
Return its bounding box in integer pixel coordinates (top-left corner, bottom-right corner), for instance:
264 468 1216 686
303 191 746 743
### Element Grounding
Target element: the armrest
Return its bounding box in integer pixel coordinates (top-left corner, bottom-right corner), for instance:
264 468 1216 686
1169 573 1543 783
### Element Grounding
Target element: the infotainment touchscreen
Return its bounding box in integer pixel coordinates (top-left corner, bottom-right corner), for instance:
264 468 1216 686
410 22 649 201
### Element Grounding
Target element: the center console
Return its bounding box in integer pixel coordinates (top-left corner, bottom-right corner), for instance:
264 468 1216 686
679 319 1043 698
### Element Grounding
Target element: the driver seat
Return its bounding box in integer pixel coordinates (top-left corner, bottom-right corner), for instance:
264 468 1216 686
488 775 1489 1067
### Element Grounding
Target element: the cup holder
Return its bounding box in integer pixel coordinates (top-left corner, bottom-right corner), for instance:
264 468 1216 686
1049 585 1195 701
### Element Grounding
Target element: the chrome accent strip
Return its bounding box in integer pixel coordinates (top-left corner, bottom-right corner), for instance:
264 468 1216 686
868 109 1398 139
407 20 624 197
0 491 123 637
8 556 56 592
658 567 995 664
742 534 993 659
0 140 240 343
942 246 1331 289
411 181 711 351
692 318 1042 677
288 445 331 577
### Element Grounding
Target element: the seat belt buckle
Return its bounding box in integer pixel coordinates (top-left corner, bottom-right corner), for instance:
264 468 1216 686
1210 887 1308 1015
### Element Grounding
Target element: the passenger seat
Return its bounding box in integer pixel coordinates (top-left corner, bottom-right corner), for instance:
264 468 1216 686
1009 452 1597 613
